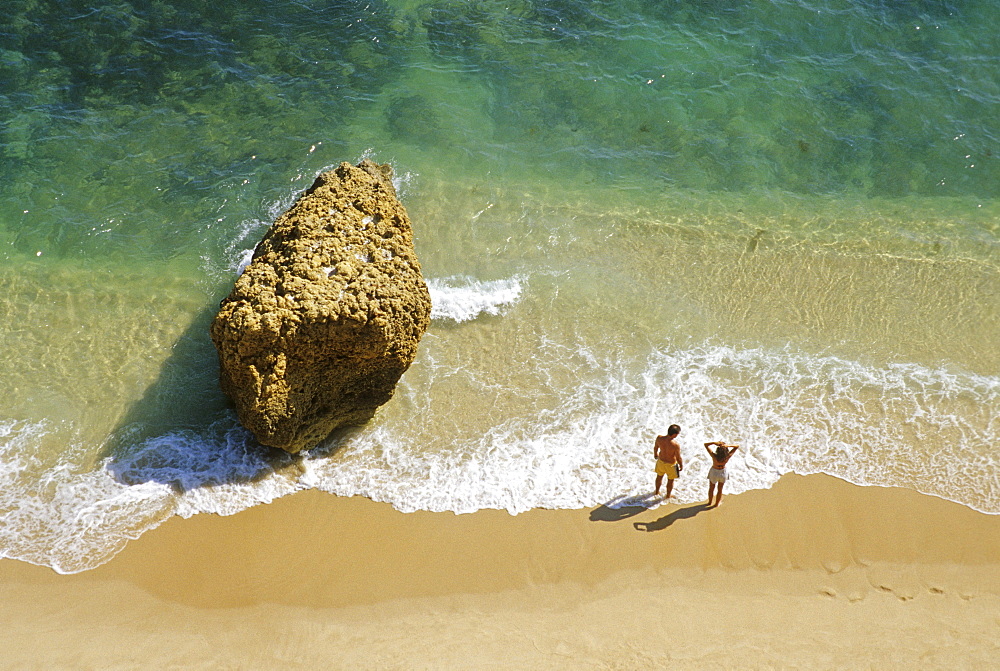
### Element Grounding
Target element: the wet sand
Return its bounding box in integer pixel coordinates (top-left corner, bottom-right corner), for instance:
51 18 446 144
1 473 998 669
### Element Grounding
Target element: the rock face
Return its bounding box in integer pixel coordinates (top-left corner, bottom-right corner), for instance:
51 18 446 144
210 160 431 453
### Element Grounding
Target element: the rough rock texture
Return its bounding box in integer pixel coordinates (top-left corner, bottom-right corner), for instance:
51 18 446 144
210 160 431 453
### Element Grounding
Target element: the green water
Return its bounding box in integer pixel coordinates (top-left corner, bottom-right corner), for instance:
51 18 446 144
0 0 997 572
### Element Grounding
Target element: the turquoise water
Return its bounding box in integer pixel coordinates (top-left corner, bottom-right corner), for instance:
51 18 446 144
1 0 997 572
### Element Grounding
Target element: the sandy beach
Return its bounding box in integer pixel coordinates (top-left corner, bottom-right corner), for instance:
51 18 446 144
1 472 997 669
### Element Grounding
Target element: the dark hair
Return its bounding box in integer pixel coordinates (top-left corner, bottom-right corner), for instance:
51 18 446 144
715 445 728 461
667 424 681 436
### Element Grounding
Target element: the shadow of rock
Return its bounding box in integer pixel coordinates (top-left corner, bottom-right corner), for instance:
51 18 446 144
100 300 301 492
633 503 711 532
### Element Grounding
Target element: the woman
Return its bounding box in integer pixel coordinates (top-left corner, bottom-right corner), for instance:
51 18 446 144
704 441 739 508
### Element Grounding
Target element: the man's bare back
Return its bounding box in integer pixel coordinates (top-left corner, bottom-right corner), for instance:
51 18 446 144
653 424 683 498
655 434 681 465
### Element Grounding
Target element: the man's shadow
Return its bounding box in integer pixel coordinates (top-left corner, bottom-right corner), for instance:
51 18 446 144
633 503 711 532
590 492 663 522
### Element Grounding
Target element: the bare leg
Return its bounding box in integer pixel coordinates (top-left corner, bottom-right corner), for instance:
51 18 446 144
655 474 663 496
708 482 716 506
715 482 725 507
666 478 675 499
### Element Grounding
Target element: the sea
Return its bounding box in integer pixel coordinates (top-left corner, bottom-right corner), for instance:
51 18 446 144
1 0 997 573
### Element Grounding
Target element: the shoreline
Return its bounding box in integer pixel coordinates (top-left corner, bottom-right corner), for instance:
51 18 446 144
1 473 998 668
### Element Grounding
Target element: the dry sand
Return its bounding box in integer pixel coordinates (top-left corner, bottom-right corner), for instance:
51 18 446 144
0 473 998 669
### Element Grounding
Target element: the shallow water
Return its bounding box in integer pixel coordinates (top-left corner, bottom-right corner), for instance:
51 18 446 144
0 0 997 572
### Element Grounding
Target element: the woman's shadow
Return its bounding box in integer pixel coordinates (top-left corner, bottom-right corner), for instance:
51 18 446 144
632 502 711 532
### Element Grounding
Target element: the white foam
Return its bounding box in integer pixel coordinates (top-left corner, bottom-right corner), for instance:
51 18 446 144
292 343 1000 516
2 343 997 574
0 419 177 573
219 159 415 279
214 216 268 279
427 275 525 323
108 422 269 493
234 247 255 275
0 417 306 573
355 150 415 197
391 170 416 198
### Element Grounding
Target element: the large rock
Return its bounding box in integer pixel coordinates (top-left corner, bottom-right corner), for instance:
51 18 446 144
210 160 431 453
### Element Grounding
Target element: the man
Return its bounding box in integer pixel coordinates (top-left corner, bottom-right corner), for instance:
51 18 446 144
653 424 683 499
